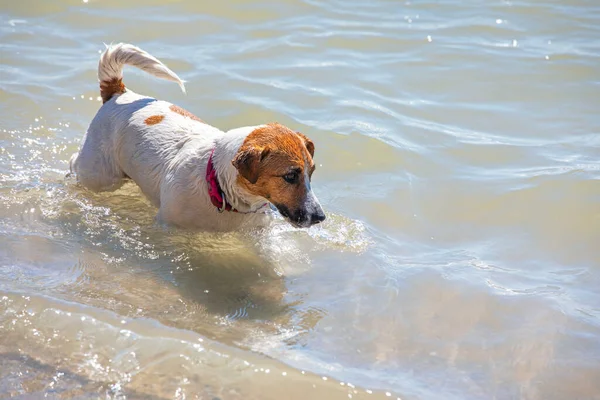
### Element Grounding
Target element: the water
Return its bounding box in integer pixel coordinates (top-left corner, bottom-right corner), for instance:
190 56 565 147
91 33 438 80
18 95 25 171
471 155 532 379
1 0 599 398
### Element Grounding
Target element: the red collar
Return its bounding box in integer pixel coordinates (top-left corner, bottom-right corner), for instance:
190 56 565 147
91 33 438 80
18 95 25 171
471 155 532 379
206 149 270 214
206 149 237 213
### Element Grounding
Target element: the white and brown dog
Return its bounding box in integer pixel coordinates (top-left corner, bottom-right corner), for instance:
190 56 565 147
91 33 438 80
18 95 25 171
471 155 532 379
70 43 325 231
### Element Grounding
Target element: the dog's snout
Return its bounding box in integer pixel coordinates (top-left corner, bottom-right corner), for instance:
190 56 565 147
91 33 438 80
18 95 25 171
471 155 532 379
305 191 325 226
310 209 326 225
276 191 325 228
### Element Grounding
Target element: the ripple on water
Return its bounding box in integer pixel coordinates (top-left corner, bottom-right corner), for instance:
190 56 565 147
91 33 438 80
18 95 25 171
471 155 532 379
2 0 600 398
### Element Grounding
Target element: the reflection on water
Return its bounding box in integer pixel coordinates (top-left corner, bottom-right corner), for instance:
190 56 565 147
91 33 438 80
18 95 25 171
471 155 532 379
1 0 599 398
1 178 369 333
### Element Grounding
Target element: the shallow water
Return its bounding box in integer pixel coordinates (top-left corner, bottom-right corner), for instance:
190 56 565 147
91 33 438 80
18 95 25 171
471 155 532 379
1 0 599 399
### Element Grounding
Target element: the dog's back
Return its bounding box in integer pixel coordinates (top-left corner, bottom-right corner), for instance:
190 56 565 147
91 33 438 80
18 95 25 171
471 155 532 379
71 44 221 204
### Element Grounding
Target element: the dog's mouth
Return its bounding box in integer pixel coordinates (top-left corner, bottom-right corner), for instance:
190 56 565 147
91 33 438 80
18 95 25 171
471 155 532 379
288 219 311 229
284 217 312 229
273 203 322 229
274 203 299 227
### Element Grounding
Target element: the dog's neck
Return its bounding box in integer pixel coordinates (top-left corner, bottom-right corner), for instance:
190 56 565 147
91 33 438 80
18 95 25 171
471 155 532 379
211 126 266 213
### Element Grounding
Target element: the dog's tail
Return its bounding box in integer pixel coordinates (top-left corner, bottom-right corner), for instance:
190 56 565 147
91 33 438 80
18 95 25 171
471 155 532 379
98 43 186 104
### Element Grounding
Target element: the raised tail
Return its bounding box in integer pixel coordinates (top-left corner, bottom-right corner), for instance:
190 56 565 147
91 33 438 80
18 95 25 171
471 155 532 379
98 43 186 103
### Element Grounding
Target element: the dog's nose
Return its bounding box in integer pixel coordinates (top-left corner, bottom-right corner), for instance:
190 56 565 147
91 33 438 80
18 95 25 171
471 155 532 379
310 210 326 225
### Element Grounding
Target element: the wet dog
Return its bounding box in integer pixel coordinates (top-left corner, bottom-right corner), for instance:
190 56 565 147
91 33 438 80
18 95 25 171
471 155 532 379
70 43 325 231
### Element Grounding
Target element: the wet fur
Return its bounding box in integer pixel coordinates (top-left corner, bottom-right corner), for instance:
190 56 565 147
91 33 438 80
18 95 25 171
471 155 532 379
70 43 324 231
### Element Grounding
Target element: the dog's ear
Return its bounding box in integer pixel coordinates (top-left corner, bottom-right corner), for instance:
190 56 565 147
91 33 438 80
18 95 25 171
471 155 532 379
232 147 270 184
296 132 314 158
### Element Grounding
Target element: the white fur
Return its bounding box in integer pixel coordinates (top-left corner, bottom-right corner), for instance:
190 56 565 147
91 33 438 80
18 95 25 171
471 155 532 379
70 44 272 231
98 43 186 93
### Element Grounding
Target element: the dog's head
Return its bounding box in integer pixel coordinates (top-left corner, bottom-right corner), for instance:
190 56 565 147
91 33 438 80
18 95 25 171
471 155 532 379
232 123 325 228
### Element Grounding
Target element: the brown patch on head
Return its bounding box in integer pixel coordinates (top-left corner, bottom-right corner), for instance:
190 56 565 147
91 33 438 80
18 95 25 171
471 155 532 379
144 115 165 125
100 77 126 104
169 104 204 123
232 123 320 225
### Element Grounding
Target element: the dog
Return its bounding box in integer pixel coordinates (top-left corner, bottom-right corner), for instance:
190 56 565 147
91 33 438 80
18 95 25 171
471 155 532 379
70 43 325 231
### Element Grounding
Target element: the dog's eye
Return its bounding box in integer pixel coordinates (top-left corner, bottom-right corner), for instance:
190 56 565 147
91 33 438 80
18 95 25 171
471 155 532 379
283 172 298 184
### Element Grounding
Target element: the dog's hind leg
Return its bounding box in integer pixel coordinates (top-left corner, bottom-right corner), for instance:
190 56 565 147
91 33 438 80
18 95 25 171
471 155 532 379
70 131 127 192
